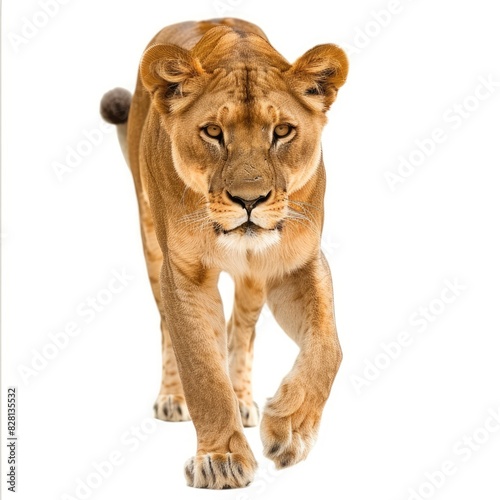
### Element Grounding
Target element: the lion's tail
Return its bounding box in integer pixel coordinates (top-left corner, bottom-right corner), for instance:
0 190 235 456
100 88 132 165
100 87 132 124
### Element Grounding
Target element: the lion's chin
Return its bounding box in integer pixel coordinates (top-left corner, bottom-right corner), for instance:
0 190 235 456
215 223 281 254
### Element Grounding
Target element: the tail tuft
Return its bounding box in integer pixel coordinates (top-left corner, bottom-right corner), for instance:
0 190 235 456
100 87 132 124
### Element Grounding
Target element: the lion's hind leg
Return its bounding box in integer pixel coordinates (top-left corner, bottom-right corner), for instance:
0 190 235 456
227 276 265 427
140 195 190 422
154 318 190 422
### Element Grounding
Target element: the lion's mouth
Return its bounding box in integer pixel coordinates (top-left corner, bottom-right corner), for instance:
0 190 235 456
214 220 283 236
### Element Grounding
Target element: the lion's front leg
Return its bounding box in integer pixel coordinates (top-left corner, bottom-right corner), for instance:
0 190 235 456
161 263 257 489
262 254 342 468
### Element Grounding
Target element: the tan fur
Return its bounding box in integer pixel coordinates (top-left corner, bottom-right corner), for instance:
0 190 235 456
119 17 347 489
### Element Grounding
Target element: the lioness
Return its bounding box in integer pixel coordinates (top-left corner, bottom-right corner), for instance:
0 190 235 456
100 17 348 489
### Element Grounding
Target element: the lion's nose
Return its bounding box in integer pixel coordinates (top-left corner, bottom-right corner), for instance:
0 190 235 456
226 190 272 214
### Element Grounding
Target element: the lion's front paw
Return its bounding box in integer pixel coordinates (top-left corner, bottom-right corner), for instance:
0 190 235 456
260 388 321 468
238 400 259 427
154 394 190 422
184 452 256 489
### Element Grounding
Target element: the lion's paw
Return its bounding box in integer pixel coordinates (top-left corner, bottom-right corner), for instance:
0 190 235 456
239 400 259 427
260 388 320 468
184 452 256 489
154 394 190 422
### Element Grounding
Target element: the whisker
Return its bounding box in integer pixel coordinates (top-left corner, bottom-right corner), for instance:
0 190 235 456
288 205 319 227
288 200 321 211
287 219 320 237
285 208 320 237
180 186 190 207
285 217 315 235
287 208 311 221
178 205 209 220
181 216 211 226
177 207 213 231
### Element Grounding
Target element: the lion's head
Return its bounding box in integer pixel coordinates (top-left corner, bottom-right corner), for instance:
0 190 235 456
140 27 348 252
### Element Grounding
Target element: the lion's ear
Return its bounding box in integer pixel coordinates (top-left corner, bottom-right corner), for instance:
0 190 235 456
288 44 348 112
140 44 204 97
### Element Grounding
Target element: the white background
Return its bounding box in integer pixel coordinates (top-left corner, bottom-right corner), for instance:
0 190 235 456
2 0 500 499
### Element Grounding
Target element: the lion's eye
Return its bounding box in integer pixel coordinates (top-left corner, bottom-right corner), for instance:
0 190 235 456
204 125 223 139
274 124 293 139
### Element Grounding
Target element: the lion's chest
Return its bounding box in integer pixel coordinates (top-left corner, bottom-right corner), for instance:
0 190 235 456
200 230 316 280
